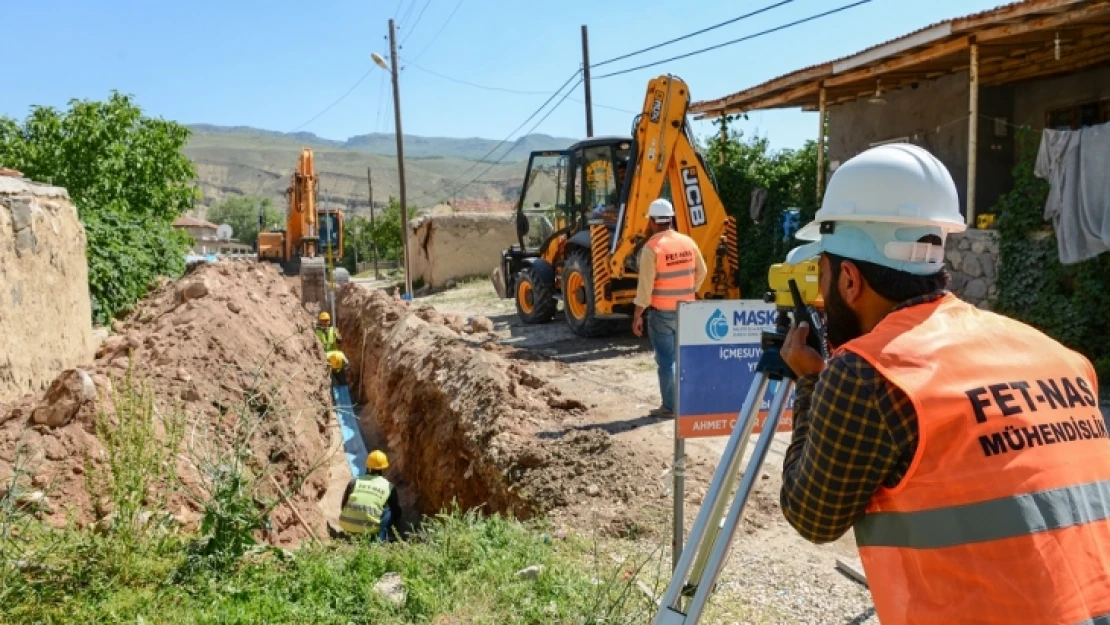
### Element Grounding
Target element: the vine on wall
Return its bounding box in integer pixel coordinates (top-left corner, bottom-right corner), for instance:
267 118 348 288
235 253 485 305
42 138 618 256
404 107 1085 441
993 127 1110 386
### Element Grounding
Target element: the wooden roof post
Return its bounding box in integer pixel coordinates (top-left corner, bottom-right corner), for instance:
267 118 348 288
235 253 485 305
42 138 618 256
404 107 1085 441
967 39 979 227
817 84 827 202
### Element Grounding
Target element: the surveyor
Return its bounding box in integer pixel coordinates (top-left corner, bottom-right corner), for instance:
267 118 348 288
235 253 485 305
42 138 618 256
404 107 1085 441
338 450 401 542
314 311 341 352
777 142 1110 625
632 198 706 418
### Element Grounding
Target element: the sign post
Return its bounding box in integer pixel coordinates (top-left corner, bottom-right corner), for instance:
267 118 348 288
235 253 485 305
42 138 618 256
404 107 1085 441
672 299 796 568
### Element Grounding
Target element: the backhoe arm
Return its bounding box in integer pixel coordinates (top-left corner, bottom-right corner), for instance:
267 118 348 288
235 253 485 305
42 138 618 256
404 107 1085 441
610 75 739 300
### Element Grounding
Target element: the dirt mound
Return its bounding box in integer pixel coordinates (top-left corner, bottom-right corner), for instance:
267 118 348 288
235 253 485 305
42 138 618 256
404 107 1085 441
0 260 333 546
337 285 664 532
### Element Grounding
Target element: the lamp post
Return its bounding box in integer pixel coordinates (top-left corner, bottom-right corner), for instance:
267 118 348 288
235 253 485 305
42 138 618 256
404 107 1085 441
372 22 412 298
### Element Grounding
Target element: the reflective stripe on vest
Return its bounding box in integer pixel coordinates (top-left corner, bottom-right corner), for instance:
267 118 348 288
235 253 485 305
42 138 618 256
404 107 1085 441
646 232 697 311
338 475 391 535
842 293 1110 625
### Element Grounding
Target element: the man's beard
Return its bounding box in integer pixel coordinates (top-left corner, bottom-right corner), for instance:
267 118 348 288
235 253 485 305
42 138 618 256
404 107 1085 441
824 285 864 349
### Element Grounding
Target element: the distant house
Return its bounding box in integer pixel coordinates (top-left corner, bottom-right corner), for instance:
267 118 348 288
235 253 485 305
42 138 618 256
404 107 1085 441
171 215 252 256
690 0 1110 228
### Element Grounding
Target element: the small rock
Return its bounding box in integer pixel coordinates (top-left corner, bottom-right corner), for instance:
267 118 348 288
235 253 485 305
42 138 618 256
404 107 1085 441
175 279 209 304
586 484 601 497
515 565 544 580
32 369 96 427
374 572 407 607
175 368 191 383
180 386 202 402
111 319 126 333
468 316 495 333
227 300 242 314
444 279 458 289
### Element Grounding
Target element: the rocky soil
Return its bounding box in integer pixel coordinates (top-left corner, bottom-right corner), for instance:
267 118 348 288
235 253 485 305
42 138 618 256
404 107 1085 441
0 260 334 546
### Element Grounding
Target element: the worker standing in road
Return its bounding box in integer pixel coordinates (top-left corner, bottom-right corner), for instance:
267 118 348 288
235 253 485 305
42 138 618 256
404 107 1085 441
315 311 341 352
778 143 1110 625
338 450 401 543
632 199 706 418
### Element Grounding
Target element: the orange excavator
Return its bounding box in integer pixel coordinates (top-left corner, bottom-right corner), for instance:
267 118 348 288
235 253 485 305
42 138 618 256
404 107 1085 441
258 147 349 305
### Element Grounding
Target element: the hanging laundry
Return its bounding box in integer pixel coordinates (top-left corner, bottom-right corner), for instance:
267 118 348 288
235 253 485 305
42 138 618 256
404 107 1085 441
1033 120 1110 264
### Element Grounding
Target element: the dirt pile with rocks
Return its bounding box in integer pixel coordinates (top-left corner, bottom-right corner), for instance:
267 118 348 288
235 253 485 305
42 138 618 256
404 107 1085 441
336 284 664 532
0 260 334 546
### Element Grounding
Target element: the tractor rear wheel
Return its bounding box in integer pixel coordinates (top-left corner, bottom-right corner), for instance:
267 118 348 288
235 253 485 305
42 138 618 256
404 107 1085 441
562 249 617 338
515 266 557 324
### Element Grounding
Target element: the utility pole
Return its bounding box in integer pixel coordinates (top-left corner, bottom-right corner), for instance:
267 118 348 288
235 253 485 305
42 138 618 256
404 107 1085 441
366 167 381 279
581 25 594 138
388 18 412 297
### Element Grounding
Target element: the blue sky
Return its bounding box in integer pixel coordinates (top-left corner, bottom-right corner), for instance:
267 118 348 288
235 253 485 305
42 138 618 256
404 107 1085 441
3 0 1005 152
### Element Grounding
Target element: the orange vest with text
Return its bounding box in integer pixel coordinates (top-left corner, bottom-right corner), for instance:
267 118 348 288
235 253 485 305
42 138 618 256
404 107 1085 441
646 231 697 311
841 293 1110 625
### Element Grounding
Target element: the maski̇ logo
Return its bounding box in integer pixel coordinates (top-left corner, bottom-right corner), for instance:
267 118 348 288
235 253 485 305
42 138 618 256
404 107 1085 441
705 309 729 341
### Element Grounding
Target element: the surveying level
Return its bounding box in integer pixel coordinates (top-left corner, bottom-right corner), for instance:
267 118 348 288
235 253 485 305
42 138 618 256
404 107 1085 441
652 272 828 625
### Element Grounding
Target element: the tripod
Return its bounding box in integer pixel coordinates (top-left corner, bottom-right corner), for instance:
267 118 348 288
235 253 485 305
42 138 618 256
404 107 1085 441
652 308 801 625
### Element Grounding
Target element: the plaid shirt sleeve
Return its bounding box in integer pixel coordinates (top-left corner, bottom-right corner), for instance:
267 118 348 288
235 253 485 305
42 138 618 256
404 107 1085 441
779 350 919 544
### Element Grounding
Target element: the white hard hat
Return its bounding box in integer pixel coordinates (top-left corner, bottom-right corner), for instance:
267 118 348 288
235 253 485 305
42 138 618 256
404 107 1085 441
786 143 967 275
647 198 675 222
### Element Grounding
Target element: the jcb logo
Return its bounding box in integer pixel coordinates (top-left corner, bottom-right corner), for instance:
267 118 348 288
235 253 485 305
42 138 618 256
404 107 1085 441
650 94 663 123
682 167 707 227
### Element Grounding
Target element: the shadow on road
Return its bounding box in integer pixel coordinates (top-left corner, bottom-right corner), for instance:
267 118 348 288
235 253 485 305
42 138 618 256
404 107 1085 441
486 311 654 364
536 413 672 439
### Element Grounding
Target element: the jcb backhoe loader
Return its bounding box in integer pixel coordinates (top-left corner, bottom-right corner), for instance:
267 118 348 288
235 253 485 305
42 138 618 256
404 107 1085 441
494 74 740 337
258 147 349 306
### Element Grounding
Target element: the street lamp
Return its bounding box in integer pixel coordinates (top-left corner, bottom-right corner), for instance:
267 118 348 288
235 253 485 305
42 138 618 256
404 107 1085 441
371 21 413 300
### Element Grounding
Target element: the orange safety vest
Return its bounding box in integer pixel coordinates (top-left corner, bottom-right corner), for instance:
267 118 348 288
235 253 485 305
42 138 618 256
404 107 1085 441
646 231 697 311
841 293 1110 625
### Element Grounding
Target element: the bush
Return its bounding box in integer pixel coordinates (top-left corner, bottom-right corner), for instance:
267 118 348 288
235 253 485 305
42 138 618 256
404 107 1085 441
704 117 824 298
0 91 199 325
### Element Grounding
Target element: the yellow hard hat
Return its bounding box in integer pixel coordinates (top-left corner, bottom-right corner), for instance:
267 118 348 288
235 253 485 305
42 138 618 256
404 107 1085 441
327 350 347 371
367 450 389 471
319 311 331 322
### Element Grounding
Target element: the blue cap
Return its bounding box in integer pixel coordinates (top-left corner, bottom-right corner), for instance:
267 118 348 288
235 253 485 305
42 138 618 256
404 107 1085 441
785 221 947 276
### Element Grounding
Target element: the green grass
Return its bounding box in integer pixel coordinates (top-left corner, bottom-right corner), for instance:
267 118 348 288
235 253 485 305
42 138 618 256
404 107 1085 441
3 509 661 625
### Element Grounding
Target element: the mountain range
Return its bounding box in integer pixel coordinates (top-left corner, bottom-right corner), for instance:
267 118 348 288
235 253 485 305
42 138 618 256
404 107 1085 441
184 124 580 218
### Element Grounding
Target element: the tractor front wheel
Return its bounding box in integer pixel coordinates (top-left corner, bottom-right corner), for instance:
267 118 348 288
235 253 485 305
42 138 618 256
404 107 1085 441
515 266 557 324
562 249 617 338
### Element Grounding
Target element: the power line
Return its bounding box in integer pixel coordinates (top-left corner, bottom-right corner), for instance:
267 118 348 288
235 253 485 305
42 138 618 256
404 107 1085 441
290 67 376 133
401 0 434 46
594 0 874 80
593 0 795 68
398 0 419 28
403 58 553 95
411 69 581 203
411 0 465 62
441 76 583 199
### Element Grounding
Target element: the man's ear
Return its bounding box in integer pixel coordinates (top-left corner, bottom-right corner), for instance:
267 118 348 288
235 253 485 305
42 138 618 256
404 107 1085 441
838 259 867 304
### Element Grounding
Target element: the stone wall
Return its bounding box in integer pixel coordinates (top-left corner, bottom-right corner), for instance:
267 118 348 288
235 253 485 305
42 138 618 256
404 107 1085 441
0 175 94 401
945 229 999 309
407 213 516 288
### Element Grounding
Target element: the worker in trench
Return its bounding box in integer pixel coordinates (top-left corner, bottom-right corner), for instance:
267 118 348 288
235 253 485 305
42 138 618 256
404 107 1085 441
777 143 1110 625
336 450 401 543
314 311 342 352
632 198 706 418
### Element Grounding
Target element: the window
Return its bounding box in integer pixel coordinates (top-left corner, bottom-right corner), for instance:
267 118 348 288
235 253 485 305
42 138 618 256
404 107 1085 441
1045 97 1110 130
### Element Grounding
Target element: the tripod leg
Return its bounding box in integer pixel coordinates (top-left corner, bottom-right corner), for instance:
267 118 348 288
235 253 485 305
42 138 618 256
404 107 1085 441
653 373 769 624
683 379 795 622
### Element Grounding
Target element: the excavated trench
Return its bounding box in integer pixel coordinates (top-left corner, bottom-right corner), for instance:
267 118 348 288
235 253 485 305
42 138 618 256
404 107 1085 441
334 284 655 527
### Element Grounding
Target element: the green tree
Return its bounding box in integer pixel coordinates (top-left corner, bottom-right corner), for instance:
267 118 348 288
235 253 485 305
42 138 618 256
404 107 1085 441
206 194 282 248
704 118 823 298
368 197 406 263
0 91 199 324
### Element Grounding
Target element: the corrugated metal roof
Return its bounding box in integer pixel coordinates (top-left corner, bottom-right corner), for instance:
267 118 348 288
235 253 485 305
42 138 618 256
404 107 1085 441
690 0 1103 115
172 215 219 230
